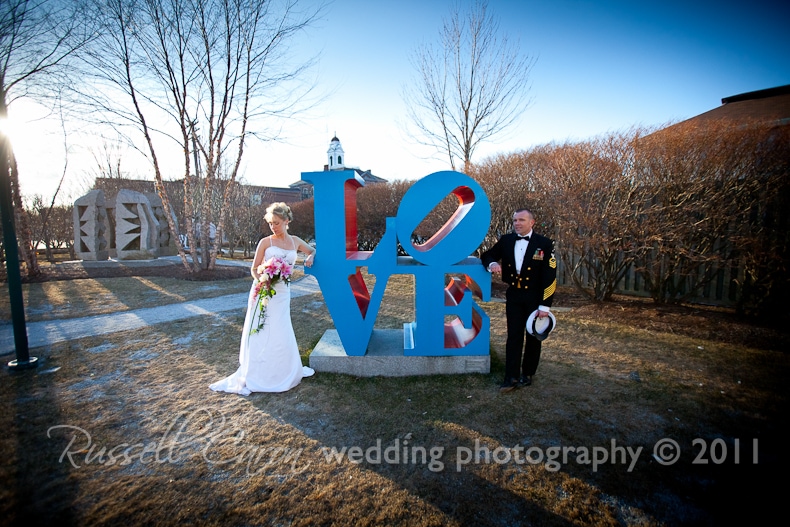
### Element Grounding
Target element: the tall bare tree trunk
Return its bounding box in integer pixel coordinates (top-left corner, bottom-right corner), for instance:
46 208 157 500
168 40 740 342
8 152 39 277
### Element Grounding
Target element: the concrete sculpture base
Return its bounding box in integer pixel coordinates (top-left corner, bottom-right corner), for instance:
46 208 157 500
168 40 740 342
309 329 490 377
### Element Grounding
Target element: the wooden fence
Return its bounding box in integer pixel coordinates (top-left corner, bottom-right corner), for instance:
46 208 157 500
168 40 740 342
554 252 742 306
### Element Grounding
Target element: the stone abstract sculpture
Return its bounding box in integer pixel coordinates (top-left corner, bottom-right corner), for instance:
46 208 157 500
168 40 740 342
73 188 173 261
145 192 177 256
73 190 109 261
114 189 159 259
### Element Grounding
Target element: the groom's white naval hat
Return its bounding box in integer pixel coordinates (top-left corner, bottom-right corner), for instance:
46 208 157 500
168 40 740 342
526 309 556 341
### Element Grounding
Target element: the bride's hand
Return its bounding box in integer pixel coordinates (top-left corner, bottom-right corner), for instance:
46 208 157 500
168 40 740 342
305 253 315 268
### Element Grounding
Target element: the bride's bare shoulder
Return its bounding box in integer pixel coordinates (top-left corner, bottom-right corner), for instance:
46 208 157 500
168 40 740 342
254 236 272 254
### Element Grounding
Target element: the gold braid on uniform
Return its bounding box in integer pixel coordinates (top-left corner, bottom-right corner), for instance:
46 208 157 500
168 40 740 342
543 280 556 301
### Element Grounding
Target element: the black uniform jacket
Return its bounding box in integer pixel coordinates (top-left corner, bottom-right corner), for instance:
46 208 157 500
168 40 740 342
480 232 557 307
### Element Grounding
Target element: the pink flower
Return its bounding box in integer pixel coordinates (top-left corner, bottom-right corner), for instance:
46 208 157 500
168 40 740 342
250 255 292 335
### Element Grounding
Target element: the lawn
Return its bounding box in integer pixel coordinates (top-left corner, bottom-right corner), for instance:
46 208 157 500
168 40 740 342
1 271 787 526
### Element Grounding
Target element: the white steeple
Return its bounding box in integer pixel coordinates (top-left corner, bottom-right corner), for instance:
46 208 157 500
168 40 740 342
327 134 345 170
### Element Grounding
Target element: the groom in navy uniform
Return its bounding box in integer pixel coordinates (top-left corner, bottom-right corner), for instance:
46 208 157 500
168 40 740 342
481 208 557 393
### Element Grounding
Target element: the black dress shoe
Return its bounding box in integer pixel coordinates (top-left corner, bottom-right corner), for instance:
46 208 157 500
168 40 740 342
519 375 532 386
499 379 519 393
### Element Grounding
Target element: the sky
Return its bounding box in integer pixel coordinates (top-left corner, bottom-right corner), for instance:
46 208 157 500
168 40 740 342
6 0 790 204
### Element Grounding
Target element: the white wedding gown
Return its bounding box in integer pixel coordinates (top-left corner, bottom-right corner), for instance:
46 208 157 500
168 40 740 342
210 244 314 395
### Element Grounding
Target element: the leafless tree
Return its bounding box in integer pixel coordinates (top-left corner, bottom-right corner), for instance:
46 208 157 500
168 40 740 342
0 0 92 277
731 126 790 320
24 195 73 262
402 0 535 173
288 197 315 245
220 180 271 258
469 146 551 251
356 180 412 251
535 133 646 301
471 121 790 311
633 119 790 306
77 0 323 273
473 133 645 302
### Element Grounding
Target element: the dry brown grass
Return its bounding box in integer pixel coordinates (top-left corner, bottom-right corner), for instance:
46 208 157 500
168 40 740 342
1 272 787 526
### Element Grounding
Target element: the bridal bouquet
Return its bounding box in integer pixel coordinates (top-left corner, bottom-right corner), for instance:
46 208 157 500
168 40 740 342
250 256 293 334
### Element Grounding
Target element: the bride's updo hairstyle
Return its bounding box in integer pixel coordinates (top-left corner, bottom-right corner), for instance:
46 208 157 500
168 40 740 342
265 202 293 223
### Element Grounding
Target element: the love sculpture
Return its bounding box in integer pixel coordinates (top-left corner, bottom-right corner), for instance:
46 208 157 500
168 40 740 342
303 170 491 358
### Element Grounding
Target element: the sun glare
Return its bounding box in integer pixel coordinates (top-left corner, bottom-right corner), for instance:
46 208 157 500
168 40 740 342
0 100 48 154
0 114 22 149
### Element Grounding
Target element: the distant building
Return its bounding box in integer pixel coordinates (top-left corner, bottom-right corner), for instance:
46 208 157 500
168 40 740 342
241 184 302 205
94 178 301 206
663 84 790 130
93 177 159 202
95 135 386 205
289 135 387 199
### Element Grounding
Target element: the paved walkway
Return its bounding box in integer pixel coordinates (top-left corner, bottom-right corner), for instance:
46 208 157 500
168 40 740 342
1 258 322 355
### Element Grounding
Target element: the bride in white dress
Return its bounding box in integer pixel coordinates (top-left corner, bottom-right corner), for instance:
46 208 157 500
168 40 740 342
210 202 316 395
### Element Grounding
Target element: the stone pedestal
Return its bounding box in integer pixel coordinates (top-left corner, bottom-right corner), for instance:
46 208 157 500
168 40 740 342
309 329 490 377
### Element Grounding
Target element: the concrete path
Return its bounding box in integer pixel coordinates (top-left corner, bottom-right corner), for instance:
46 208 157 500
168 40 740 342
0 258 321 355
